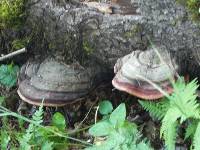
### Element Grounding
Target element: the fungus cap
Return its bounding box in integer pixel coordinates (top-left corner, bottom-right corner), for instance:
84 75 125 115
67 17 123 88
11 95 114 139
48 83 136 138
17 58 95 106
112 48 177 100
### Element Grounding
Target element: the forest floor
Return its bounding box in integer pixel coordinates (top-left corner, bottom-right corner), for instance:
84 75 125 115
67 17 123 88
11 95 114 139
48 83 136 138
1 79 186 150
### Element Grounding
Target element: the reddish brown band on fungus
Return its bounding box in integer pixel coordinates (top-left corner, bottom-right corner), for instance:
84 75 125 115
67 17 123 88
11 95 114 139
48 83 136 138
17 90 77 107
18 80 87 106
112 77 173 100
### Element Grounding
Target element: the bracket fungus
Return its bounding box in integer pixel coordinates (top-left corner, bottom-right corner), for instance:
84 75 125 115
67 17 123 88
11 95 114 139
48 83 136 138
112 48 177 100
17 58 101 106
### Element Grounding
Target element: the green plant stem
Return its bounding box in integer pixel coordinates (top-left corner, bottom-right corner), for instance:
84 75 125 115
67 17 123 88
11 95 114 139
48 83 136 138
0 105 11 112
67 143 87 148
68 126 91 135
0 108 93 146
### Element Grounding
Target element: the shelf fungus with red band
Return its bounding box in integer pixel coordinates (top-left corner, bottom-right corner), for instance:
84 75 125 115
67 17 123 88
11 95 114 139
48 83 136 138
17 58 101 106
112 48 177 100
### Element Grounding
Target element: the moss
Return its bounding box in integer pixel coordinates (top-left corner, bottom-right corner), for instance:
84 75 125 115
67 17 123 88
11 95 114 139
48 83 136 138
176 0 200 22
11 36 30 50
83 41 94 55
0 0 27 29
48 43 56 50
0 0 30 53
124 25 142 38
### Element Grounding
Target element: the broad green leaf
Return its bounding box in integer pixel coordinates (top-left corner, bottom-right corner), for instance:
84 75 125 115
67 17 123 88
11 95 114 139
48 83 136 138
99 100 113 115
87 103 152 150
41 141 54 150
89 121 113 136
109 103 126 126
109 130 125 145
118 121 138 142
86 132 122 150
52 112 66 131
85 144 112 150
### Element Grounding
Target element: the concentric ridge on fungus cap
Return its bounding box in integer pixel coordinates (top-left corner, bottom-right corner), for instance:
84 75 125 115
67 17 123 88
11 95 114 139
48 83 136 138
17 58 100 106
112 47 177 100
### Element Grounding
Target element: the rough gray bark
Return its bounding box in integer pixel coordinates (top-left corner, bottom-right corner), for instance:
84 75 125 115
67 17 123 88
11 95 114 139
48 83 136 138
27 0 143 67
24 0 200 77
140 0 200 77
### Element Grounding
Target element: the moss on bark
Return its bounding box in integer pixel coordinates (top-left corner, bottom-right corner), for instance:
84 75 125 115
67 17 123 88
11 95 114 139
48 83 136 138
177 0 200 22
0 0 27 29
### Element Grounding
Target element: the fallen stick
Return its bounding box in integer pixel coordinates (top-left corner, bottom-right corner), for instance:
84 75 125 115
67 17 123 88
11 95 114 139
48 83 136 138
0 48 26 62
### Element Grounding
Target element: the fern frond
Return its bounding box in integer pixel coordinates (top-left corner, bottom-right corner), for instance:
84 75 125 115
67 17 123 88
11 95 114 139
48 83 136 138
192 121 200 150
160 107 181 137
19 103 44 150
136 141 153 150
138 78 200 150
32 102 44 125
160 107 180 150
19 124 34 150
170 78 200 122
185 120 198 140
163 121 178 150
139 98 170 120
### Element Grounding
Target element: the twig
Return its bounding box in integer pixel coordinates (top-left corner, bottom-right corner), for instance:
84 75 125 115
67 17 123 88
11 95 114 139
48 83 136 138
75 104 94 130
0 48 26 61
95 106 99 124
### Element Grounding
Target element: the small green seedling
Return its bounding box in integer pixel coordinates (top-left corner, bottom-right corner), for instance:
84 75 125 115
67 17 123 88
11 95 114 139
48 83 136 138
86 101 153 150
0 64 19 88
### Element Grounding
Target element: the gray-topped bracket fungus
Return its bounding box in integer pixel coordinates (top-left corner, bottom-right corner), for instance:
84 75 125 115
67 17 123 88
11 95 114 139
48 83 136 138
17 58 102 106
112 48 177 100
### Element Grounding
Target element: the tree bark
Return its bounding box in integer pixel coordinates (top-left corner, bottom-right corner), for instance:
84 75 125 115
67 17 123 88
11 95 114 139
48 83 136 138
24 0 200 77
